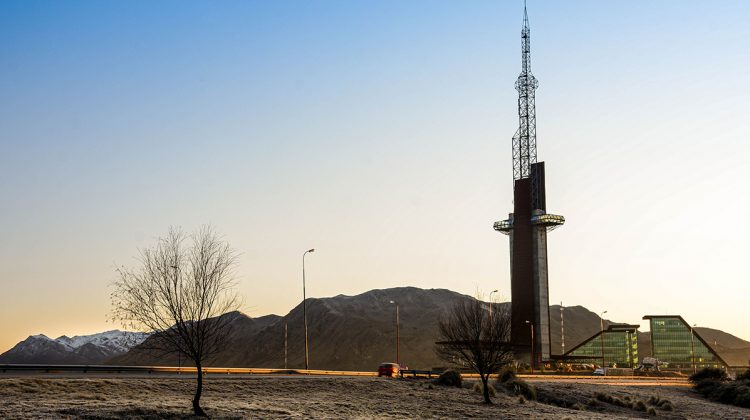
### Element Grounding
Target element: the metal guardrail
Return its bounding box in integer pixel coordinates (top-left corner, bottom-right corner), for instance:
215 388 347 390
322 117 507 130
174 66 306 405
0 364 377 376
398 369 444 379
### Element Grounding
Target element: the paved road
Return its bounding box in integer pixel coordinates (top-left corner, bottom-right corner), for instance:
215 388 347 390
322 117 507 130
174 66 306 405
522 376 690 387
0 370 690 386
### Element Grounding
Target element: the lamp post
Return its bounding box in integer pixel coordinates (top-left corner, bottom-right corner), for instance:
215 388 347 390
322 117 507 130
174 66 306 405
690 323 697 374
284 322 288 370
302 248 315 370
525 320 534 373
170 264 182 372
390 300 400 366
489 290 498 323
560 302 565 355
600 310 608 371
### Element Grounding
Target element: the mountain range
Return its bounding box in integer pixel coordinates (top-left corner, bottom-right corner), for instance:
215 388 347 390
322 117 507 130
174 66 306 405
3 287 749 369
0 330 148 364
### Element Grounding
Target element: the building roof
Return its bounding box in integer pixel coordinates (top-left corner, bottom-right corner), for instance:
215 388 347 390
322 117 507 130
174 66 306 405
607 324 640 332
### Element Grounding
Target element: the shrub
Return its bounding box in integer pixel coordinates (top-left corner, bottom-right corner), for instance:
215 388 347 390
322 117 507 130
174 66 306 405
712 382 741 405
518 396 526 404
436 370 462 388
689 367 728 384
497 367 517 384
595 392 612 403
503 378 536 401
736 369 750 381
693 376 750 408
733 384 750 408
634 400 647 412
647 407 656 415
694 379 720 394
647 395 660 405
611 397 627 407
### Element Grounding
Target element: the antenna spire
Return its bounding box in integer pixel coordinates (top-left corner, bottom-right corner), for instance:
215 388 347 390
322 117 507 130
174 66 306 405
523 0 529 29
512 0 538 182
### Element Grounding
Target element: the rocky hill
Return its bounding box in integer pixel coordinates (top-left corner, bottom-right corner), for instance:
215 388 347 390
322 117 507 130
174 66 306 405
109 287 471 370
108 287 665 370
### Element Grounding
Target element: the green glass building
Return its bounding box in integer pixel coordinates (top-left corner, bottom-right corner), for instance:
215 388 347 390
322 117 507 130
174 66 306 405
564 324 639 368
643 315 727 370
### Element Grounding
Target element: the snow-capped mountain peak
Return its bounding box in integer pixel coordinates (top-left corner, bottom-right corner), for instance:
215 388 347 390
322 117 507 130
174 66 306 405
0 330 150 365
55 330 149 353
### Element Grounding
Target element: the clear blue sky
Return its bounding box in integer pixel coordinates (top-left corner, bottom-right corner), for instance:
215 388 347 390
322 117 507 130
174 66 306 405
1 0 749 352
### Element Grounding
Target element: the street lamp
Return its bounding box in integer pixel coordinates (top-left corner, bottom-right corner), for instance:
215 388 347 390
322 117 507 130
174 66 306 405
390 301 400 366
525 320 534 373
690 323 697 374
600 310 608 371
302 248 315 370
170 264 182 372
489 290 498 323
560 302 565 355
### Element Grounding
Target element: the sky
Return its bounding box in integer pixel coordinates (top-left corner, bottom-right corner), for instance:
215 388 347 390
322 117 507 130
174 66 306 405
1 0 749 353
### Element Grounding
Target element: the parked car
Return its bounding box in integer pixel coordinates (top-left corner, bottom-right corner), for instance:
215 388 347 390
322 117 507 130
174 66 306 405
593 368 605 376
378 363 400 377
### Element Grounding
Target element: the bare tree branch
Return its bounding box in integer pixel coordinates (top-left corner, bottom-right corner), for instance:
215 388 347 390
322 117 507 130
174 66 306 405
435 299 514 404
111 226 240 417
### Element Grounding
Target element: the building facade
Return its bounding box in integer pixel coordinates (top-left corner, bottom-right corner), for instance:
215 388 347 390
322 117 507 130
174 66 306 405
643 315 727 370
564 325 639 368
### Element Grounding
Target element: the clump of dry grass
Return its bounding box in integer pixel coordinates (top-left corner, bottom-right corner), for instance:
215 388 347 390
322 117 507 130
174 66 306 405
500 378 536 401
435 370 462 388
634 400 647 412
472 382 496 397
569 402 585 411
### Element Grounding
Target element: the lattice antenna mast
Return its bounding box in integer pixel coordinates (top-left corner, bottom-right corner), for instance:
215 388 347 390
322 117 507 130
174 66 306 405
512 1 539 181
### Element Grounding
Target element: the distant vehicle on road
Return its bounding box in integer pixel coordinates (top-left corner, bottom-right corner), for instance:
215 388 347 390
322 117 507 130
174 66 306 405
593 368 605 376
378 363 400 377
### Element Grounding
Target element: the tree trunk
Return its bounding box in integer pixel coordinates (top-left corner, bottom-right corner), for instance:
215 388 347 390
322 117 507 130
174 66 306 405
481 375 492 404
193 362 207 417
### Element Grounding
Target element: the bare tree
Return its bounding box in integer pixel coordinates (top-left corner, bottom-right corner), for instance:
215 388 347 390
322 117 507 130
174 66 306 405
111 226 240 417
435 299 514 404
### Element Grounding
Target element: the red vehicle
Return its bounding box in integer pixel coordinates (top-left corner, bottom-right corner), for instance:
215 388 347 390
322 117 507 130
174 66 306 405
377 363 400 377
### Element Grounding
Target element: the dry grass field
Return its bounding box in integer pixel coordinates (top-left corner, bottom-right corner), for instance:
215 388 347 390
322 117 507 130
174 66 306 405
1 375 748 419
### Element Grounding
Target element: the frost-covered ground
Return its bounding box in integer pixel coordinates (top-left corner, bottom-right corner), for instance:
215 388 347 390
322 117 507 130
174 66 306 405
0 375 748 419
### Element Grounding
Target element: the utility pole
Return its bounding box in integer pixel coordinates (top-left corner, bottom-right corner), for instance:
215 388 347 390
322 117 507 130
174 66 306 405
284 322 288 370
600 310 608 372
390 300 400 366
302 248 315 370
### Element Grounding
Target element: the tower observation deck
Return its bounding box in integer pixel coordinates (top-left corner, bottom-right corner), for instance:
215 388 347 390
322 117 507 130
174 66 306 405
494 2 564 367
